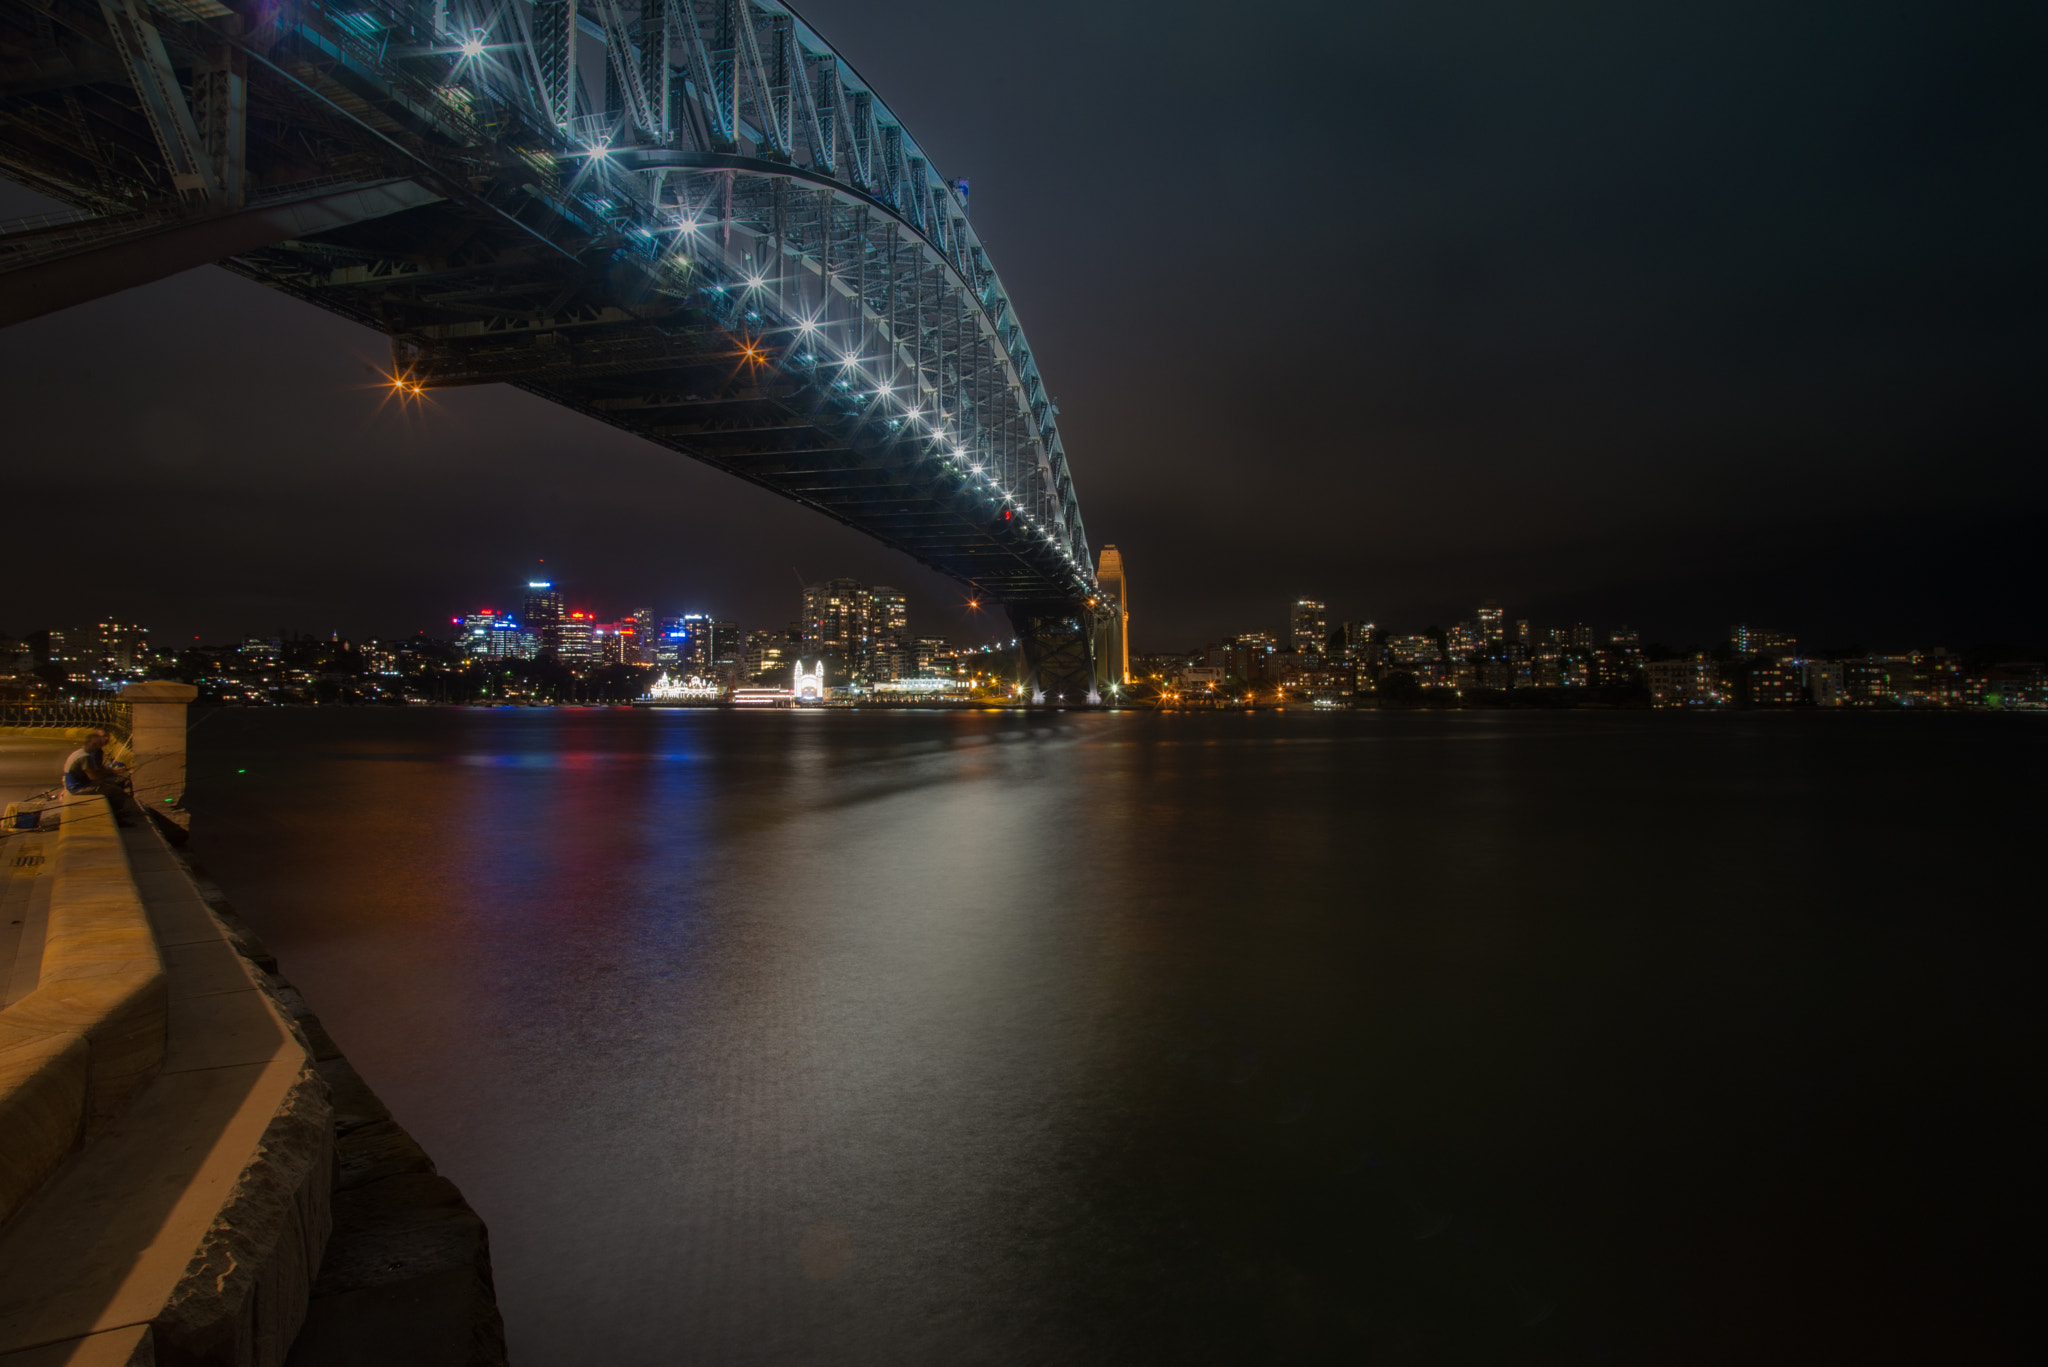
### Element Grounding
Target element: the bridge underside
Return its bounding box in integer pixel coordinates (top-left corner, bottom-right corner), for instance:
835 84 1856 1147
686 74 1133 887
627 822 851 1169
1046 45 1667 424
0 0 1112 701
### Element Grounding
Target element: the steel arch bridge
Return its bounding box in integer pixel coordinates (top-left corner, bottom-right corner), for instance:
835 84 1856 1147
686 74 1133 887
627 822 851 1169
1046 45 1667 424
0 0 1116 701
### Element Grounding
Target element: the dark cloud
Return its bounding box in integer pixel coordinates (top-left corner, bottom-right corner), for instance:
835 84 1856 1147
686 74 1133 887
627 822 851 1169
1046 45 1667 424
4 0 2042 649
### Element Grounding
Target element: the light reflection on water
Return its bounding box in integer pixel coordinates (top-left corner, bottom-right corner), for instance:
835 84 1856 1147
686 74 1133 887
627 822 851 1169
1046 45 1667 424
186 708 2042 1365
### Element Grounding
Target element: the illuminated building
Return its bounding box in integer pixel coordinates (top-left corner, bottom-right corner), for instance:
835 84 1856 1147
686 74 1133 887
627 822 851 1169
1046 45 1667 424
557 611 597 663
523 581 564 655
1385 634 1441 667
460 610 512 658
1096 545 1129 684
869 587 909 680
1747 658 1804 706
645 672 722 702
802 578 868 679
1731 625 1797 658
595 621 640 665
628 608 656 664
872 677 972 700
745 628 791 680
1341 620 1376 664
793 659 829 703
1477 601 1504 645
1447 623 1479 658
1645 656 1718 706
1291 599 1327 656
83 622 150 680
654 617 686 669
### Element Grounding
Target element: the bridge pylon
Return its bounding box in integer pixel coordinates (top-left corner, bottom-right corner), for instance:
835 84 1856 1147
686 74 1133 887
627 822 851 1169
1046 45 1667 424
1011 596 1118 706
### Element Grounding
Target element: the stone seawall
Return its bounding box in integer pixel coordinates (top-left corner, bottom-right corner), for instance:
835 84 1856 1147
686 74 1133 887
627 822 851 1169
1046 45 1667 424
0 806 506 1366
173 857 511 1367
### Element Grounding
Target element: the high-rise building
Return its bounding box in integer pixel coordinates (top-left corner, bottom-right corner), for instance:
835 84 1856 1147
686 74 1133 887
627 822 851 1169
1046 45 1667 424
868 586 908 681
629 609 656 664
523 581 564 655
1291 599 1327 656
557 611 598 663
461 610 501 657
83 622 150 679
745 628 792 680
595 621 640 665
802 578 871 680
1477 601 1505 645
1341 620 1376 664
1096 545 1129 684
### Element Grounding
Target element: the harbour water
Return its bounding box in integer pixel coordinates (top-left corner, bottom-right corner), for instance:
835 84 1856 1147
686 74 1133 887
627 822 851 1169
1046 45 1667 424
183 708 2041 1364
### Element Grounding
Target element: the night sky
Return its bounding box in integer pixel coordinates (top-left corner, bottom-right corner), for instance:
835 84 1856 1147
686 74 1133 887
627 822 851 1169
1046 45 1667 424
4 0 2042 653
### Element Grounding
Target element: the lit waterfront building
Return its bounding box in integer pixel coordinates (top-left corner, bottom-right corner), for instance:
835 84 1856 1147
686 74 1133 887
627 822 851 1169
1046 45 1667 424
1291 599 1327 656
802 578 869 680
1096 545 1129 684
872 676 972 700
793 659 829 703
645 672 723 702
628 608 656 664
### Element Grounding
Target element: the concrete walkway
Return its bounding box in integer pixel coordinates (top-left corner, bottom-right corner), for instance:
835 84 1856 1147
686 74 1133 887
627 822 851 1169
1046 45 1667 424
0 737 70 1012
0 812 323 1366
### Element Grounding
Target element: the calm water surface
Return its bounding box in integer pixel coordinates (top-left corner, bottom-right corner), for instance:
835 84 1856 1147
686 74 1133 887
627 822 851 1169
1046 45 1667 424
184 708 2042 1365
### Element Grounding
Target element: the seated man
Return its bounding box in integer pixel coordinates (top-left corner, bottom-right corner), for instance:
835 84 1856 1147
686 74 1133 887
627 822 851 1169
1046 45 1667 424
62 727 135 826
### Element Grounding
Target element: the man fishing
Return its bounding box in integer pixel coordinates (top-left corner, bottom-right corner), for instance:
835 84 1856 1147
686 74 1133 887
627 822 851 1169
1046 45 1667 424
61 727 135 826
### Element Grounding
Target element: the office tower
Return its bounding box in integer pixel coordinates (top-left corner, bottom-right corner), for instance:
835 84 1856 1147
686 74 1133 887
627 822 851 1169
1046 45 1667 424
629 609 656 664
523 580 564 655
1477 601 1505 645
1291 599 1327 656
654 623 684 669
1096 545 1129 684
557 611 598 663
460 610 503 658
708 619 742 678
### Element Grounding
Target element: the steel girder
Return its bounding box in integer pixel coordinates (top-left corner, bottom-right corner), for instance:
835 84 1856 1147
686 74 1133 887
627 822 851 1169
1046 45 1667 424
0 0 1113 649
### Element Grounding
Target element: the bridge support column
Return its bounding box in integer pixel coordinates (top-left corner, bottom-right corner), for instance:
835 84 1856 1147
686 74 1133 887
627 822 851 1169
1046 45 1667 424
1009 603 1103 706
